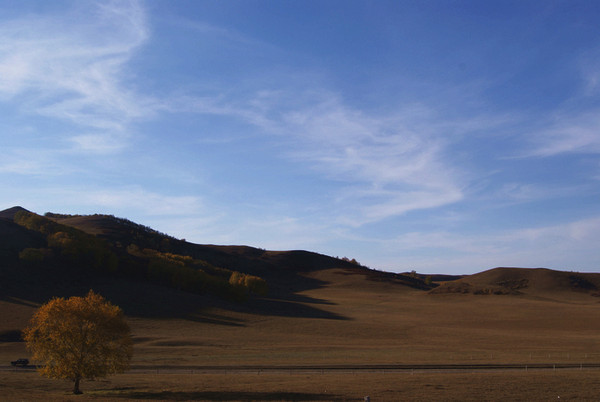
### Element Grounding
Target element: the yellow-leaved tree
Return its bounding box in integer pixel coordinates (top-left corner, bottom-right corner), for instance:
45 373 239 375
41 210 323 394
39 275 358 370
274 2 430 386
23 290 133 394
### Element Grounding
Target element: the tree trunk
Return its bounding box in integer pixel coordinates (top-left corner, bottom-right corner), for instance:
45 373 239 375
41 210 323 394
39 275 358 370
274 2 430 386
73 377 82 394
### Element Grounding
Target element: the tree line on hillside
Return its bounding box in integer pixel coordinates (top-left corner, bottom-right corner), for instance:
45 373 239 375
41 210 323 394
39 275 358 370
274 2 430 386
44 212 180 250
16 211 119 274
11 211 267 301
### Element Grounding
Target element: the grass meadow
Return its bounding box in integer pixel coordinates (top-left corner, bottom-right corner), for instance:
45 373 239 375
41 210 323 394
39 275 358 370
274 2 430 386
3 369 600 401
3 268 600 400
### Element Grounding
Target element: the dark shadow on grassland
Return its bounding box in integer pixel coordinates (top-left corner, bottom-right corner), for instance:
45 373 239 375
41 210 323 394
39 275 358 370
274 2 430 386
99 389 344 401
0 265 349 323
275 293 337 306
229 297 348 321
0 212 350 322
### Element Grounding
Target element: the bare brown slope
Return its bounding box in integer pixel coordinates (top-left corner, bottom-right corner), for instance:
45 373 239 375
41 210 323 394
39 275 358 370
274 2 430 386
431 267 600 298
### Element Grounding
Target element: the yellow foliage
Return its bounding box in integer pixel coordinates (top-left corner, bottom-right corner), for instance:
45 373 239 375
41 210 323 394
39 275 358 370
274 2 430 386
23 291 132 394
229 272 268 296
229 271 244 286
47 231 73 248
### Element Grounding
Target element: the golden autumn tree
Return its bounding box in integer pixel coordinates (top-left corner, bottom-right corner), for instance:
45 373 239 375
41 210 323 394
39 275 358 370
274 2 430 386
23 290 133 394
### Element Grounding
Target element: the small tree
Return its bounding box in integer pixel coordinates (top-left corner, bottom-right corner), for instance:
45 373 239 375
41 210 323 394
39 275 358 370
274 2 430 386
23 290 132 394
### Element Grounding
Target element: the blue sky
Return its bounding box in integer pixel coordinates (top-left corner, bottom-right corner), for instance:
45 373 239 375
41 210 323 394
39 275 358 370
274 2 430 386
1 0 599 274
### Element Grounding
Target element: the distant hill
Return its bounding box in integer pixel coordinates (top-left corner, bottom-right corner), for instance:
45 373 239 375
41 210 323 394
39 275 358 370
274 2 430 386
430 267 600 298
0 207 433 319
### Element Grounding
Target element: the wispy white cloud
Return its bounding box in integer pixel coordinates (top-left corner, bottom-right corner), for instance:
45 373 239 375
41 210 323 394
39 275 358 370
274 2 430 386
520 49 600 158
172 18 280 53
227 215 332 251
527 111 600 157
184 90 470 226
13 185 202 218
68 133 129 154
475 181 595 210
283 98 468 224
0 148 76 176
79 186 202 217
579 48 600 96
0 0 154 148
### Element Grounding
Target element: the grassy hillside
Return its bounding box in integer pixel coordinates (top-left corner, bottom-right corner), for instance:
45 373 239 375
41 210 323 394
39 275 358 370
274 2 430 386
431 267 600 300
0 207 433 319
2 209 273 305
41 209 435 294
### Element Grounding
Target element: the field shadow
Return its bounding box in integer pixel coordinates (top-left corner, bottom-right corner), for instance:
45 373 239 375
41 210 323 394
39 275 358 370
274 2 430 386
101 389 344 401
0 270 350 324
234 297 348 321
186 311 246 327
281 293 336 306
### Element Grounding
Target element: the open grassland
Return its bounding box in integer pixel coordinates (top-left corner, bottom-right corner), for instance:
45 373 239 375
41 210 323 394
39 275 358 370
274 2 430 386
3 369 600 401
3 268 600 399
121 269 600 367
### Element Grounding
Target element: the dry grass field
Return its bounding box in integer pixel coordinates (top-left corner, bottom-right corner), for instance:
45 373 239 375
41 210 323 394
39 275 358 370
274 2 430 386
3 266 600 400
3 369 600 401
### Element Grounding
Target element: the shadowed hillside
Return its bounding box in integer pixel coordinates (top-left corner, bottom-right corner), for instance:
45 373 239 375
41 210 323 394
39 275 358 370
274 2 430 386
45 211 435 293
430 267 600 298
0 206 29 220
0 207 432 321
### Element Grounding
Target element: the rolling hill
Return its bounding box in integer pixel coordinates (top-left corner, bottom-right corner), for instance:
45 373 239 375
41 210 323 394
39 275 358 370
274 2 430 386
430 266 600 300
3 206 599 307
0 206 433 320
